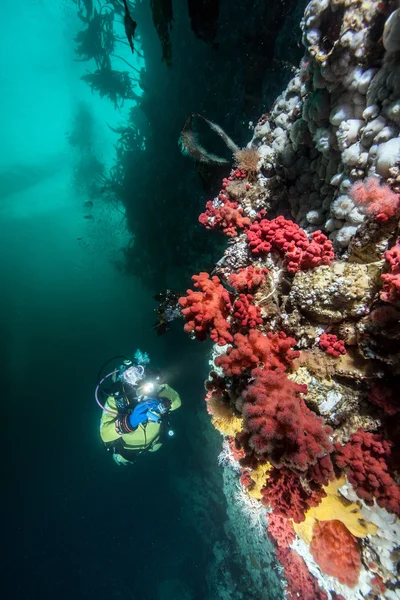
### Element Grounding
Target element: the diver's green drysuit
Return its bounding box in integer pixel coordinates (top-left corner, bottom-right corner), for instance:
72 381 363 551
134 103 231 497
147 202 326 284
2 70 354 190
100 384 181 461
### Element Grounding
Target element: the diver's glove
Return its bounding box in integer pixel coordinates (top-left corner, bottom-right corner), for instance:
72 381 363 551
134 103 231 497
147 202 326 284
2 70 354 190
115 403 151 435
129 403 151 428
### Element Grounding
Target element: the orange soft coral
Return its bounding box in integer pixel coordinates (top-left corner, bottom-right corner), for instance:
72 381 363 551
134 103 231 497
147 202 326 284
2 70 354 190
179 272 233 345
228 266 268 292
310 520 361 587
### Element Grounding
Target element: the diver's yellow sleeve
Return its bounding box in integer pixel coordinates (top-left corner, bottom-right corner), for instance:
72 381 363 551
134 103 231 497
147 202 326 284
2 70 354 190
99 386 181 446
159 384 182 410
99 396 121 443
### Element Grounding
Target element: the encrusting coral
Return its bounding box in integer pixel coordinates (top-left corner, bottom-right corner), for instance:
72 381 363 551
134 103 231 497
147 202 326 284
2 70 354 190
177 0 400 597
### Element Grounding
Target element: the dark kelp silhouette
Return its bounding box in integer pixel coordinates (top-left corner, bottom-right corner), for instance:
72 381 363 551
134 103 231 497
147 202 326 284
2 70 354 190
150 0 174 66
188 0 220 48
122 0 137 53
81 67 139 109
74 0 93 23
75 0 221 67
150 0 220 65
74 9 115 68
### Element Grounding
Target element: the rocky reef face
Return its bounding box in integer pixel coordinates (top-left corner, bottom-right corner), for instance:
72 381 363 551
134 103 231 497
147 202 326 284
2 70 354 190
178 1 400 598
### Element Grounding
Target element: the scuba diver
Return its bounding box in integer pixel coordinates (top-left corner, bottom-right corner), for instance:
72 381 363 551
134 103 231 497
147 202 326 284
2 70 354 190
96 351 181 465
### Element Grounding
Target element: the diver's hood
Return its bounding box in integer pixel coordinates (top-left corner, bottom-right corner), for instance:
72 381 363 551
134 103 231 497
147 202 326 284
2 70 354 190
121 365 145 387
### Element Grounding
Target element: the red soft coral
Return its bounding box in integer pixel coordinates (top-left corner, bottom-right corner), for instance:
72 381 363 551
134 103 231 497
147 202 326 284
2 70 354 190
246 215 334 273
242 368 333 473
232 294 263 329
318 332 346 357
228 266 268 292
199 192 251 237
215 329 299 376
261 467 326 523
267 513 295 548
371 574 386 595
240 468 254 489
222 169 247 185
228 436 246 461
334 429 400 516
310 520 361 587
350 177 400 223
306 454 336 486
381 241 400 305
276 547 328 600
179 272 233 345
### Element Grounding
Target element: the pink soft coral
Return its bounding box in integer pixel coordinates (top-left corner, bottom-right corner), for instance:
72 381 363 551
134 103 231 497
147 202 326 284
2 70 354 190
310 520 361 587
381 240 400 305
178 272 233 345
334 428 400 516
214 329 299 376
246 215 334 273
350 177 400 223
242 368 333 473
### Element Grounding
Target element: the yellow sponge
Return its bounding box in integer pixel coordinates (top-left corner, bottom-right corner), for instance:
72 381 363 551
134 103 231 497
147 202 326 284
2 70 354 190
294 477 377 544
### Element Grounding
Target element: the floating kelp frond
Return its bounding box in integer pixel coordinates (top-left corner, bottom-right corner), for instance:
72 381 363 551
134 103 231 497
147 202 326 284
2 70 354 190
179 114 229 165
179 113 239 165
197 113 239 154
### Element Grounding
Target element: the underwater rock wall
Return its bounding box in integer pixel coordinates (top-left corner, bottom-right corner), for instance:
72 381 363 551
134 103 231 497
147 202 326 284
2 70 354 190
252 0 400 248
179 1 400 598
